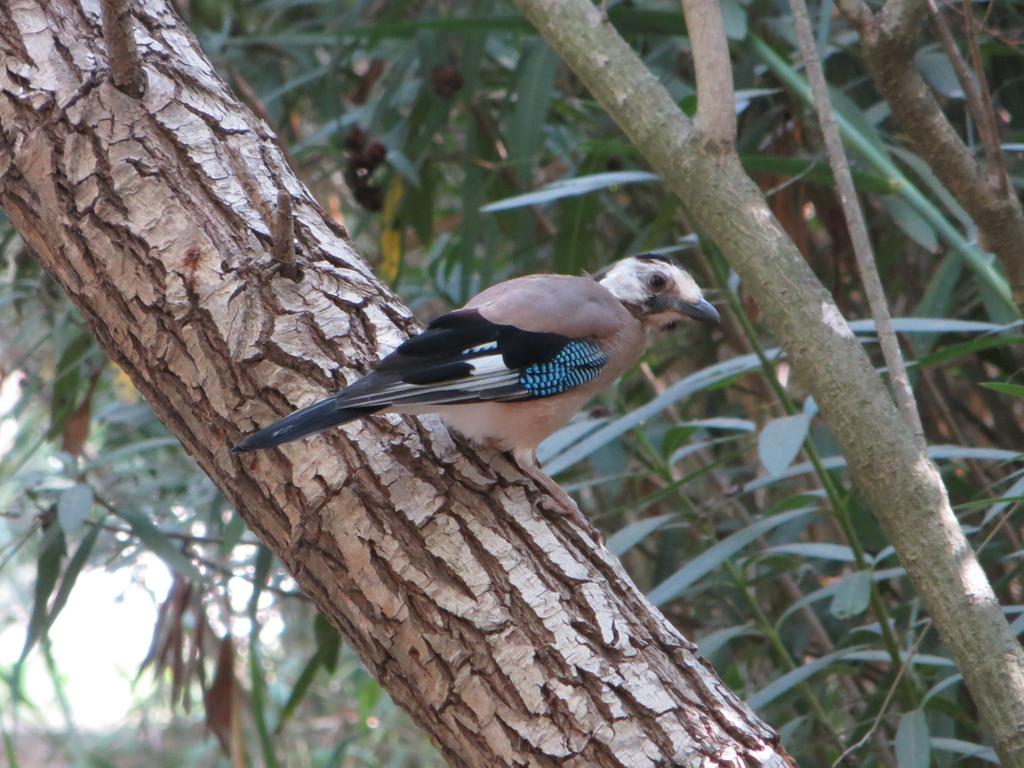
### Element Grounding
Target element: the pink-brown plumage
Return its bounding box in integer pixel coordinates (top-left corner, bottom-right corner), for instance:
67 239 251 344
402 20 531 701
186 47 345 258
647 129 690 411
233 255 718 528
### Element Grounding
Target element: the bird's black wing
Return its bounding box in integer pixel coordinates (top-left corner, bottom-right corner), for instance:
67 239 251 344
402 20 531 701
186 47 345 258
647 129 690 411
344 308 609 406
232 309 607 452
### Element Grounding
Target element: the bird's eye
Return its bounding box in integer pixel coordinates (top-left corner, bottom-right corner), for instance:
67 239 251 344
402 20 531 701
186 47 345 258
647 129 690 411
647 273 669 291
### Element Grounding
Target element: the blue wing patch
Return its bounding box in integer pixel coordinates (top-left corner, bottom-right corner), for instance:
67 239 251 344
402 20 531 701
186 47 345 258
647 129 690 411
519 340 608 397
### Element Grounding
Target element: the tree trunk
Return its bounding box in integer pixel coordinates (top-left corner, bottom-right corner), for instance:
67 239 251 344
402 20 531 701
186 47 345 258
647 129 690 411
0 1 794 766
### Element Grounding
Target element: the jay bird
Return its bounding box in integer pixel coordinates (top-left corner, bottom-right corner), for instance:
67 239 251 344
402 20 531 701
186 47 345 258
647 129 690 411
232 255 718 520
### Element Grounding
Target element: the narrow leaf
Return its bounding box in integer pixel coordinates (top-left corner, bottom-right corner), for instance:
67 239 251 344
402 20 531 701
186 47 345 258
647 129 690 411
929 738 998 763
648 508 814 605
116 507 202 582
19 526 66 663
760 543 857 563
57 484 93 536
896 710 930 768
778 567 906 626
544 348 782 475
697 623 756 657
748 647 864 709
606 513 675 557
481 171 660 213
44 524 101 636
758 413 812 478
829 570 872 620
274 651 325 735
982 381 1024 398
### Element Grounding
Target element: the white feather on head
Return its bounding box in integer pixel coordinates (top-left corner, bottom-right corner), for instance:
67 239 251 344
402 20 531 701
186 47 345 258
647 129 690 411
598 255 702 302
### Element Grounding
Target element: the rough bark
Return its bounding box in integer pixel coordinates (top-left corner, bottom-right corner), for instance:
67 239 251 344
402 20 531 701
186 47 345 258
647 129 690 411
508 0 1024 764
0 1 794 766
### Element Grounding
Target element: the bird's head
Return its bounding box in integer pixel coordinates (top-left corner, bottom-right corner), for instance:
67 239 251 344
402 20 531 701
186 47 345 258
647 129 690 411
597 254 720 330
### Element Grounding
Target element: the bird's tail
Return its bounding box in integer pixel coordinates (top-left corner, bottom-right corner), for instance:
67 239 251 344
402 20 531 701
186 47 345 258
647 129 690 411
231 395 381 453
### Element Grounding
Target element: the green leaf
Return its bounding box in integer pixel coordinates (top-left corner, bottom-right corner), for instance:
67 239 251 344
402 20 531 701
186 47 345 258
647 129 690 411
507 40 557 179
314 612 342 671
537 418 609 465
719 0 747 40
748 647 864 710
218 512 248 557
758 413 812 478
843 650 954 667
923 672 963 704
544 348 781 475
2 725 16 768
895 710 930 768
740 153 894 194
553 159 603 275
778 567 906 627
648 507 815 605
929 738 998 764
115 507 202 582
849 317 1009 334
759 543 857 563
606 513 675 557
275 614 341 734
915 47 964 99
47 328 94 440
882 197 939 253
481 171 660 213
982 474 1024 525
19 525 66 663
917 334 1024 370
981 381 1024 398
829 570 872 620
45 523 100 638
274 650 326 735
249 637 280 768
248 545 274 616
696 623 757 657
57 484 93 536
743 444 1020 494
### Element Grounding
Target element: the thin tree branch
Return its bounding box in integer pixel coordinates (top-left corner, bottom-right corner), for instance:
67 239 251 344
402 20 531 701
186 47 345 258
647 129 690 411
834 0 874 29
877 0 928 41
832 623 931 767
680 0 736 143
959 0 1008 195
271 191 299 281
925 0 1007 197
788 0 925 448
100 0 145 97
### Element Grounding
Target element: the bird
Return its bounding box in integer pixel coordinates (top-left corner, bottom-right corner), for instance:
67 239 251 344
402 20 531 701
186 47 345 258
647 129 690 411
232 254 719 526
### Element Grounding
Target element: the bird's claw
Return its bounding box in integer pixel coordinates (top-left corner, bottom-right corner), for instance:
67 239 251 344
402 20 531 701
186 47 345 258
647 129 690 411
537 495 605 545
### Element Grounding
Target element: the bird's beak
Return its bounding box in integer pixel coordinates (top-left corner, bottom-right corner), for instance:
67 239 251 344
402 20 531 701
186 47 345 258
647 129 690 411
676 297 720 323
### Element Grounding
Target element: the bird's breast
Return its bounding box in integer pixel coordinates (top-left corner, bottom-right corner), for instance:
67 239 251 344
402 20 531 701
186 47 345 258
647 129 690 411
431 395 592 453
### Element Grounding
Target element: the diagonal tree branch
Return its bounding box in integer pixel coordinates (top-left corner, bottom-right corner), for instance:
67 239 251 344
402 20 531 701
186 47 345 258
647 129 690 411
926 0 1007 194
509 0 1024 764
680 0 736 143
786 0 925 448
838 0 1024 316
958 0 1008 195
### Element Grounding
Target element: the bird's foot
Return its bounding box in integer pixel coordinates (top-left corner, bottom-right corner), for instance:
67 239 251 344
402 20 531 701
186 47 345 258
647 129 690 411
537 494 605 546
514 449 604 544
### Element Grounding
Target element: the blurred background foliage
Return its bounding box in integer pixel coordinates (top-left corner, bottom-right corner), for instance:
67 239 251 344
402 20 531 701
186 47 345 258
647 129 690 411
2 0 1023 765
